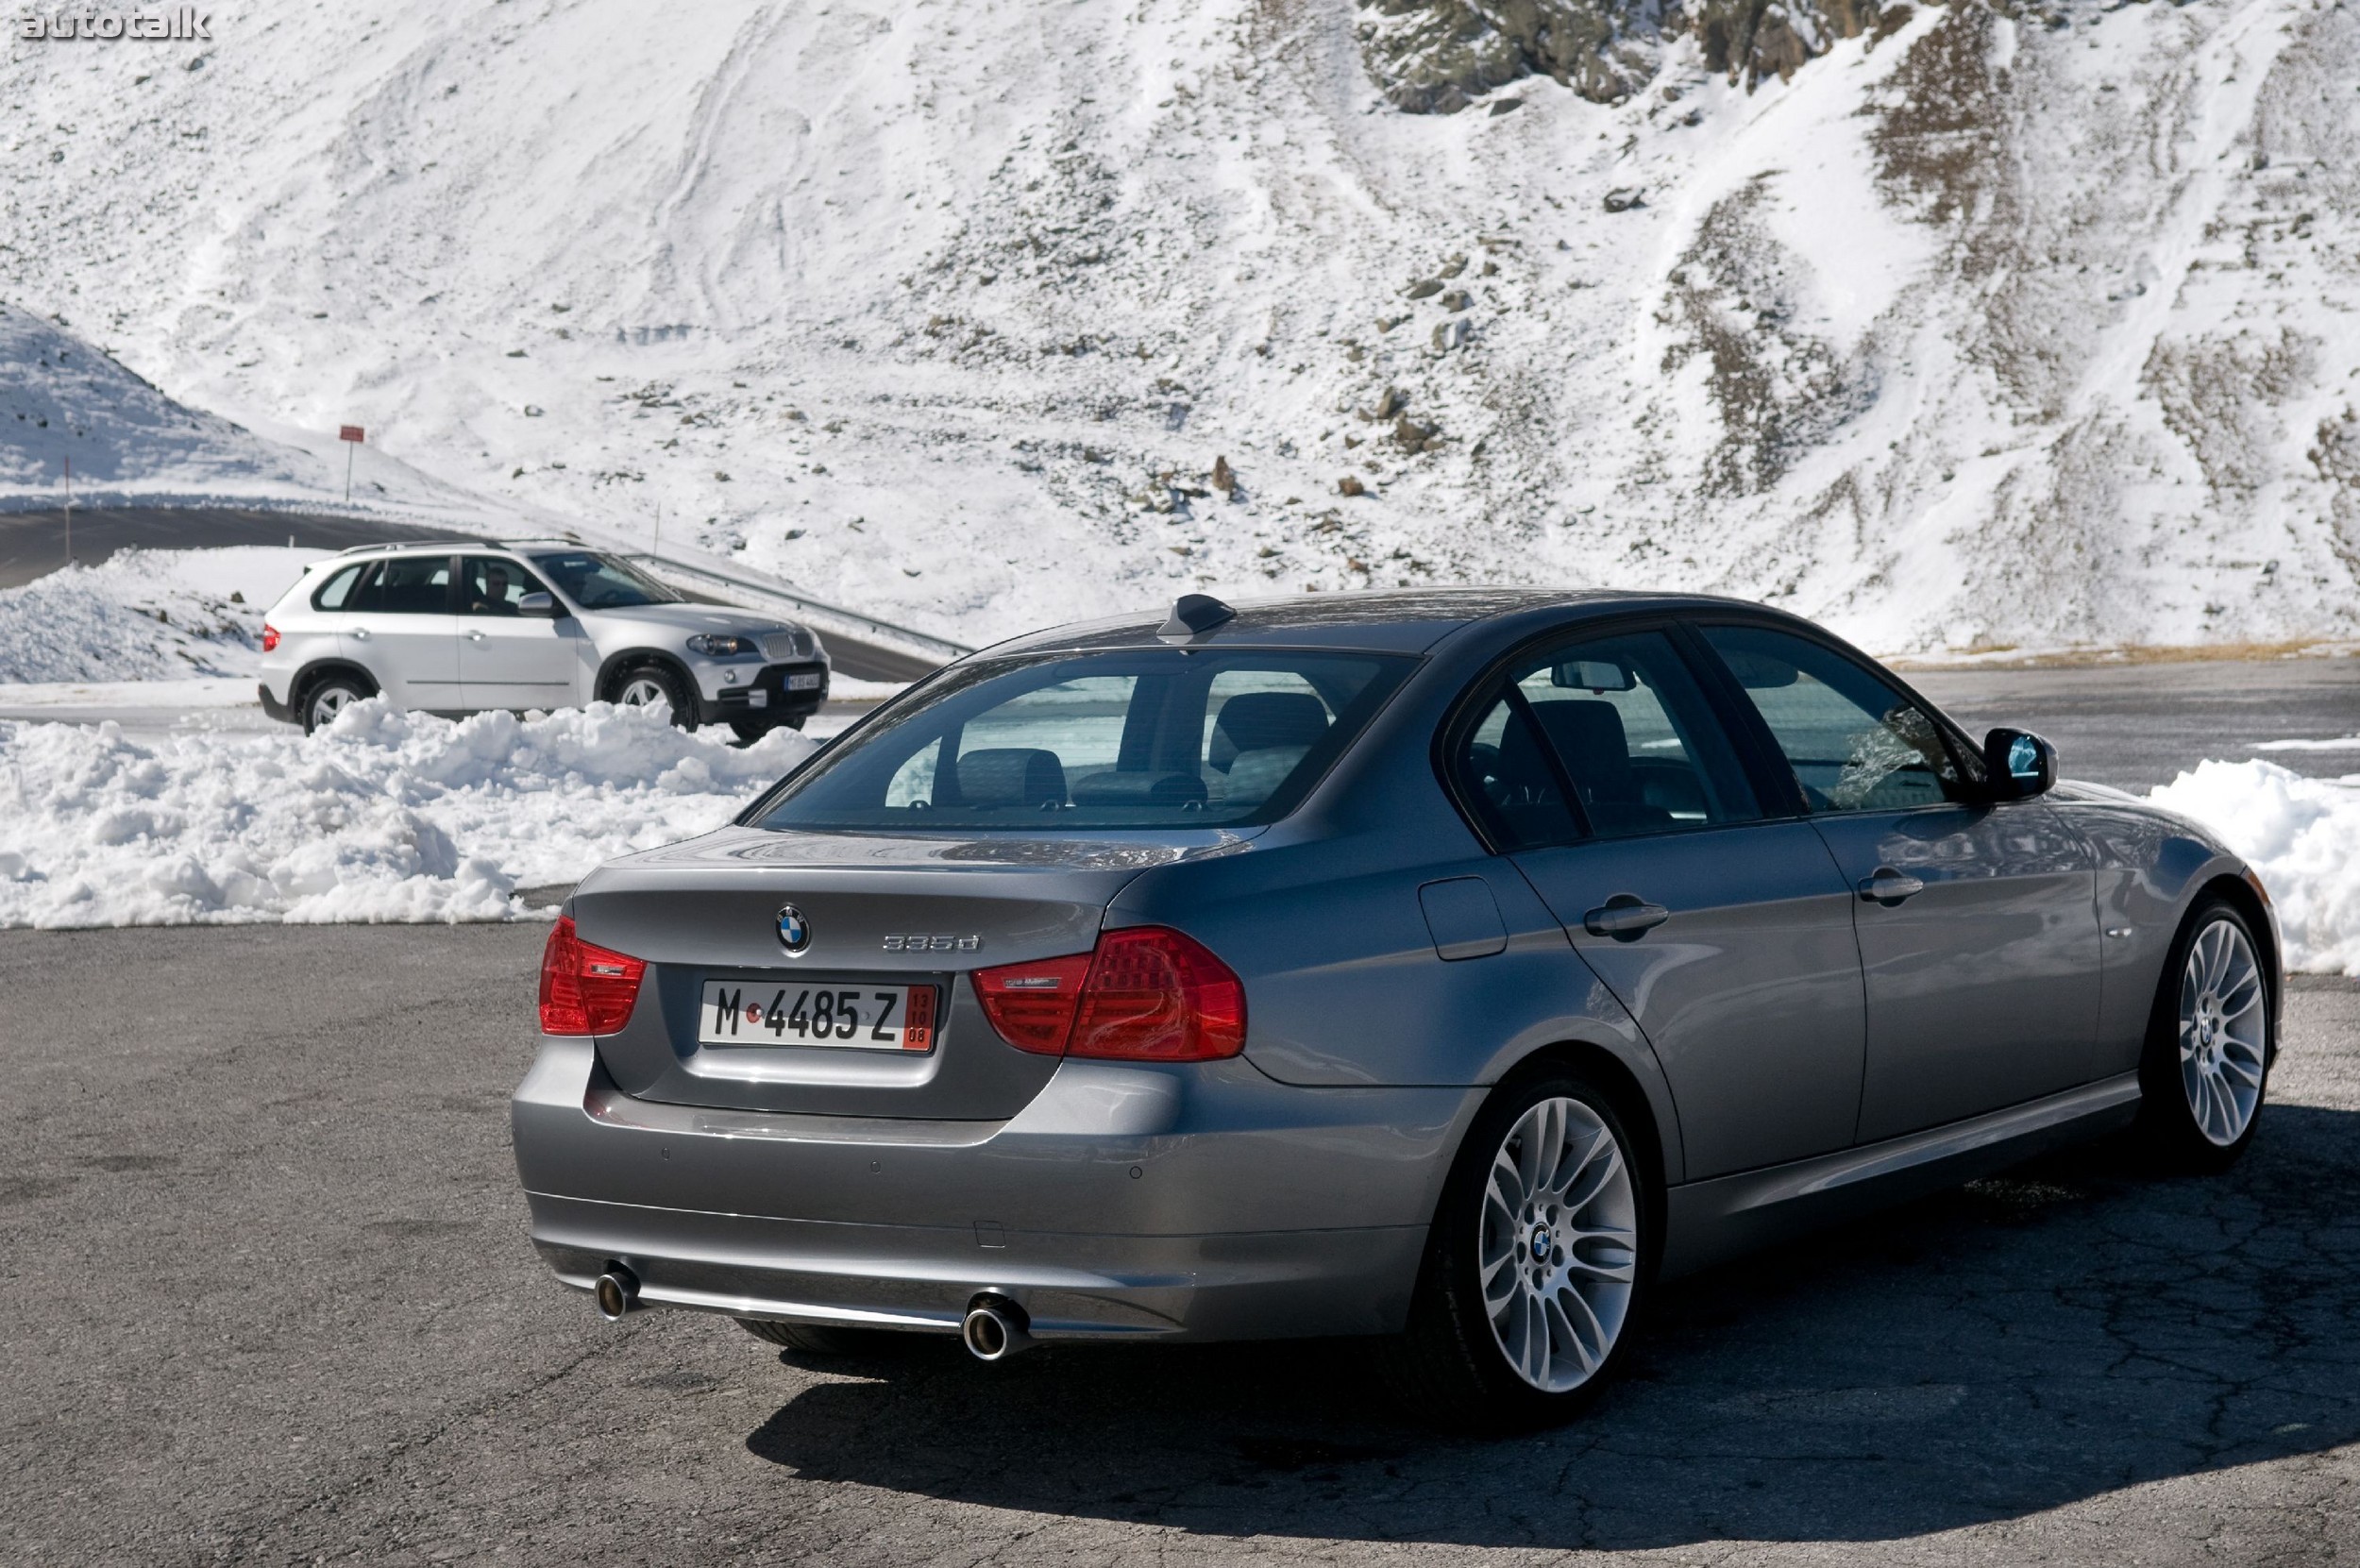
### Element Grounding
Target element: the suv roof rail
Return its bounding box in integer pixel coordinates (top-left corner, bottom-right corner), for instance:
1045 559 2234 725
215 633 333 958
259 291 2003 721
332 535 502 554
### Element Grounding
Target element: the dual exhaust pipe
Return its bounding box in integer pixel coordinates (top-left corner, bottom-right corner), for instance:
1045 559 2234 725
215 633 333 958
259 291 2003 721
594 1264 1033 1362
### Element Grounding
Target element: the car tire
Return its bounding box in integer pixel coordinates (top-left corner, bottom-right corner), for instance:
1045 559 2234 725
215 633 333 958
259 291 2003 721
300 671 374 734
2135 896 2272 1174
734 1317 906 1357
729 717 776 744
1379 1066 1653 1430
610 663 696 731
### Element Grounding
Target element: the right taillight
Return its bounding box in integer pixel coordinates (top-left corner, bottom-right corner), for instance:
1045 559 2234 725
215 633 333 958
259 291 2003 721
974 925 1245 1062
538 914 647 1036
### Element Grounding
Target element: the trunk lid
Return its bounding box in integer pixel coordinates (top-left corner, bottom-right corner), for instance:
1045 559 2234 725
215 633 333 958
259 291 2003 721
567 823 1249 1119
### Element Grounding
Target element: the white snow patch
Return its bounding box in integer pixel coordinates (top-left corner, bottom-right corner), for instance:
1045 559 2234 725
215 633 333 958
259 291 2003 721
0 700 811 929
0 548 319 683
2148 760 2360 976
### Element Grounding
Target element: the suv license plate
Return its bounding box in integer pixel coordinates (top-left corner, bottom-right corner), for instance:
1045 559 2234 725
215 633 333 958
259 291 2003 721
785 671 823 691
699 980 936 1052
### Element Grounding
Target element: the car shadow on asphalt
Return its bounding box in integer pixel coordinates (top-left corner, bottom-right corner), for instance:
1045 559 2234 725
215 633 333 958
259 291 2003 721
741 1108 2360 1548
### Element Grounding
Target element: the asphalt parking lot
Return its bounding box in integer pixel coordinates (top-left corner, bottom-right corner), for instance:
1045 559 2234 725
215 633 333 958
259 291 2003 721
4 923 2355 1565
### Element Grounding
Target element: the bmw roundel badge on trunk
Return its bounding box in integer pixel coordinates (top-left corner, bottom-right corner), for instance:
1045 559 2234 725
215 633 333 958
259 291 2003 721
775 903 811 955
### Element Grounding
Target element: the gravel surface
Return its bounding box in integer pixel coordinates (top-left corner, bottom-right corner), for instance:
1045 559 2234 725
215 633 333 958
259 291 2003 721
3 924 2355 1565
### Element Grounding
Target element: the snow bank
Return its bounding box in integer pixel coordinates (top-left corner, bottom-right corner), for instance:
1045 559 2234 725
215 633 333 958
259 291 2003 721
2148 761 2360 977
0 547 318 683
0 700 812 928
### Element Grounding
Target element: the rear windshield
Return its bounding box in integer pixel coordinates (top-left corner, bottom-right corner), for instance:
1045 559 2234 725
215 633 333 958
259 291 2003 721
529 550 682 609
749 649 1414 832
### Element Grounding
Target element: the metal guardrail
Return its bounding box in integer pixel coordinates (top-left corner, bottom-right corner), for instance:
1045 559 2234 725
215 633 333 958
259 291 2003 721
623 551 975 666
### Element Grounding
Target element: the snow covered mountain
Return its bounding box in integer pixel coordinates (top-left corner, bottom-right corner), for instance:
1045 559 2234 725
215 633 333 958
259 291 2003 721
4 0 2355 654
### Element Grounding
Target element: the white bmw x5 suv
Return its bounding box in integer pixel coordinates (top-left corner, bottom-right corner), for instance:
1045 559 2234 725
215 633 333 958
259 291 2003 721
257 540 829 737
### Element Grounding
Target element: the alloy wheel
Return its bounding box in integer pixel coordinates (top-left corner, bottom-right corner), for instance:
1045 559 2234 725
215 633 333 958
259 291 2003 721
2179 917 2267 1147
616 675 671 711
309 686 355 728
1479 1095 1639 1393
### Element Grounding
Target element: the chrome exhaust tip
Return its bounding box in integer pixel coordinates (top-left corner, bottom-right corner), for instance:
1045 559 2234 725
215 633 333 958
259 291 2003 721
593 1264 640 1322
961 1295 1033 1361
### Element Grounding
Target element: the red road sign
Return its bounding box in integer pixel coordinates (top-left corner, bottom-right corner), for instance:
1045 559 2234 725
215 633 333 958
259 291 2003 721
339 425 365 444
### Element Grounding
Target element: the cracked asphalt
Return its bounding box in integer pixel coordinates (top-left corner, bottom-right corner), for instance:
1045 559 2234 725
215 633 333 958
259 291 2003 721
4 924 2356 1565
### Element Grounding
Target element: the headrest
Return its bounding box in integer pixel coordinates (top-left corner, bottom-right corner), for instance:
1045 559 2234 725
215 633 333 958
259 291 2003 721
1209 692 1329 772
1530 700 1637 798
956 749 1067 808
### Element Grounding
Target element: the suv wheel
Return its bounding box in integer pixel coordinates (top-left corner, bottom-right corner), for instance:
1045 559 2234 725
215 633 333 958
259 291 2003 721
1380 1068 1652 1430
301 672 373 734
612 664 695 730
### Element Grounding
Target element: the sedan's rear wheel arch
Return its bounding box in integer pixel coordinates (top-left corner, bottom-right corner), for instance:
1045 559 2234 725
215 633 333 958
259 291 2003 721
1492 1040 1673 1209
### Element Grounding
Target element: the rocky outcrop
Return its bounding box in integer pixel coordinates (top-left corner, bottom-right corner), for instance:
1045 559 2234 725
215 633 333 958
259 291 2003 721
1358 0 1904 111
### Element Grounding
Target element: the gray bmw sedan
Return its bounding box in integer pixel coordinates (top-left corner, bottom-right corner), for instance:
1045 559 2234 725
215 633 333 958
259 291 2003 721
513 589 2279 1427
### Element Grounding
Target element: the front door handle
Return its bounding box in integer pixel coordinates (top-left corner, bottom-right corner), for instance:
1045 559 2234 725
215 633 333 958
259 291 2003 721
468 630 486 641
1858 868 1927 905
1582 894 1670 941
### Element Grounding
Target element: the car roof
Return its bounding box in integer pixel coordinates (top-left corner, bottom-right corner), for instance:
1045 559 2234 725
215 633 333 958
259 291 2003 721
977 587 1783 656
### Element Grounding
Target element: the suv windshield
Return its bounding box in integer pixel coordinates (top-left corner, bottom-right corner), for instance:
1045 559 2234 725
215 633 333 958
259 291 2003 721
750 648 1414 832
528 550 682 609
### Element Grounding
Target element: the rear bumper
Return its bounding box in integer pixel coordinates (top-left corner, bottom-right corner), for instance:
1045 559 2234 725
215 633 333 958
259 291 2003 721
512 1038 1474 1342
257 682 293 723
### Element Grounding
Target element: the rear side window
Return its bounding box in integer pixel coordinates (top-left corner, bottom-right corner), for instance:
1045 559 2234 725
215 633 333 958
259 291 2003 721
311 563 366 610
348 555 453 615
1452 629 1760 848
751 649 1413 832
1696 624 1971 812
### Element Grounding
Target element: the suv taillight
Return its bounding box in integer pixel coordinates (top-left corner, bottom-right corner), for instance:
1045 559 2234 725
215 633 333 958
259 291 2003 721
538 915 647 1036
261 623 280 652
974 926 1246 1062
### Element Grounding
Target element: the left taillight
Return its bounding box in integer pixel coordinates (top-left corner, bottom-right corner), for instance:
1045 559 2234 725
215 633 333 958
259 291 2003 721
261 623 280 652
538 914 647 1036
974 925 1246 1062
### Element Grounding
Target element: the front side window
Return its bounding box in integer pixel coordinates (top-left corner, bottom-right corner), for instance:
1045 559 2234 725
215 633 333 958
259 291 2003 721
1453 629 1761 848
460 555 551 616
529 551 681 609
750 649 1411 832
1697 624 1971 813
348 555 453 615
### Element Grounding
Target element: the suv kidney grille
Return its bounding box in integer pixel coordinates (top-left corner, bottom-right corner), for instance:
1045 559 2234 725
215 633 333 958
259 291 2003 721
761 632 805 662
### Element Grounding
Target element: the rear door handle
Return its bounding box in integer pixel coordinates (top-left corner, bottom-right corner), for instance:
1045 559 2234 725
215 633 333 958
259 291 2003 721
1582 894 1670 940
350 628 370 641
1858 868 1926 905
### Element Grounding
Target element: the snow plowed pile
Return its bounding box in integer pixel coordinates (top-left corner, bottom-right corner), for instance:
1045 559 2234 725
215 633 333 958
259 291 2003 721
0 547 314 684
0 701 811 927
2150 760 2360 977
6 0 2359 654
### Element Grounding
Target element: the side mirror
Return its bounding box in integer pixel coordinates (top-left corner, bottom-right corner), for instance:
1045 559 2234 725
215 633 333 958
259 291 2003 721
516 591 562 618
1982 728 2056 801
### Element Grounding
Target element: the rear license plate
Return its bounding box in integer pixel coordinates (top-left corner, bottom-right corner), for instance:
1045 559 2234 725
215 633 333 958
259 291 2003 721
785 671 824 691
699 980 936 1052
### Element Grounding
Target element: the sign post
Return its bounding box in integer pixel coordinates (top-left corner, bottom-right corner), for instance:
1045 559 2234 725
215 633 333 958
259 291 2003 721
62 455 71 566
339 425 365 502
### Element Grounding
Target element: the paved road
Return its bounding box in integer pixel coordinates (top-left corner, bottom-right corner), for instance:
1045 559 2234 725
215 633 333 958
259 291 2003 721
3 924 2354 1565
0 506 934 684
0 506 455 588
1913 656 2360 792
